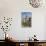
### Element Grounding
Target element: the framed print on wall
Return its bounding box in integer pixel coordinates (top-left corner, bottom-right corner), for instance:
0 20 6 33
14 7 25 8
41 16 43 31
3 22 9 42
21 12 32 27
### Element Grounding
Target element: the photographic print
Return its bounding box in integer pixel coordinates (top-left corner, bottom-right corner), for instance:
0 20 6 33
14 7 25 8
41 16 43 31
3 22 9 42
21 12 32 27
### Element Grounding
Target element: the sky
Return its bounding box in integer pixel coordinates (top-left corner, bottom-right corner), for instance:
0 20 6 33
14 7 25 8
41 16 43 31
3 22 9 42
21 12 32 17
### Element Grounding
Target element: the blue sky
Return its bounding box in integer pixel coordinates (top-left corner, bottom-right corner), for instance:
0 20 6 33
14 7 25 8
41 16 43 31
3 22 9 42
21 12 32 16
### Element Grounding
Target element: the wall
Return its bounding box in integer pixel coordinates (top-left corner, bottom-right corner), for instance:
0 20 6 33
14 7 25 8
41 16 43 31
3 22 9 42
0 0 46 40
44 15 46 40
